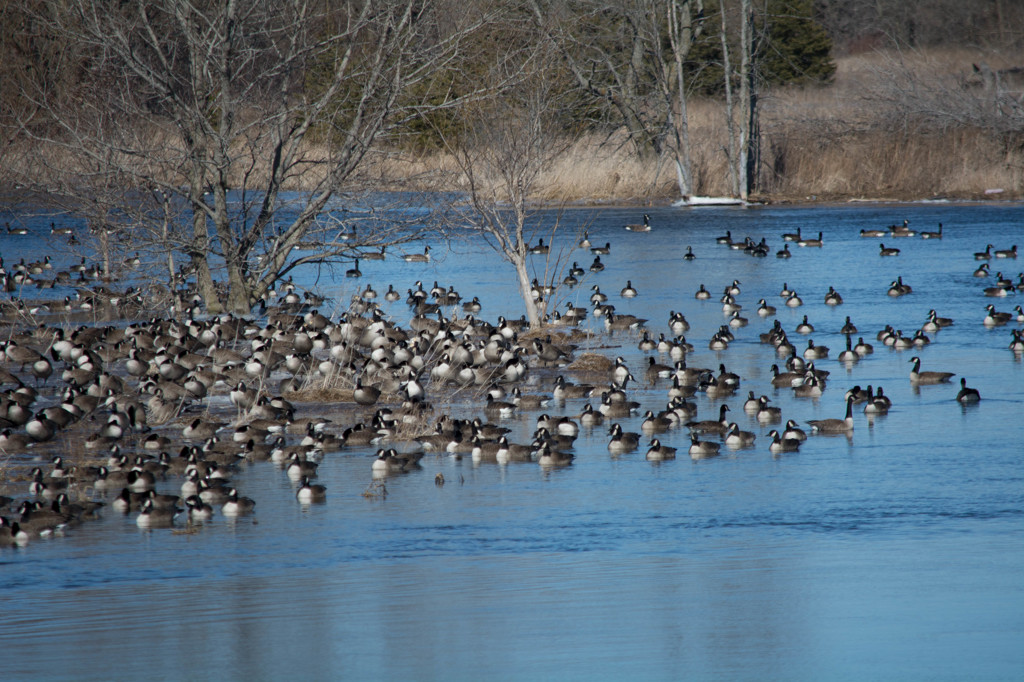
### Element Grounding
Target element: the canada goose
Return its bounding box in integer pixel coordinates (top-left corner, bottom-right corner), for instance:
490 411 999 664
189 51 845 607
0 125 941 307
931 309 957 330
798 231 823 247
862 386 890 414
781 226 801 241
767 430 801 453
570 403 602 427
984 304 1012 327
854 337 874 356
182 417 221 441
578 231 591 249
782 419 807 442
756 396 783 423
184 495 215 521
353 378 382 406
552 375 594 400
715 230 733 244
955 378 981 403
973 263 990 277
136 498 179 528
686 404 730 435
625 214 651 232
485 394 517 418
607 423 640 454
528 239 549 255
770 364 803 388
221 488 256 515
909 356 954 384
824 286 843 306
975 244 994 260
843 385 868 401
683 246 696 260
920 223 943 239
591 242 611 256
776 244 792 258
724 422 756 448
403 246 432 262
860 227 887 237
890 219 914 236
620 280 638 297
345 259 362 277
803 339 829 360
642 438 675 461
589 255 605 273
786 292 803 307
688 433 721 459
807 397 855 434
994 245 1018 258
984 283 1011 297
1015 305 1024 323
643 356 673 383
528 440 570 467
1009 329 1024 352
837 335 858 363
879 243 900 256
0 518 29 545
694 284 711 300
707 332 730 351
599 392 640 418
794 375 825 398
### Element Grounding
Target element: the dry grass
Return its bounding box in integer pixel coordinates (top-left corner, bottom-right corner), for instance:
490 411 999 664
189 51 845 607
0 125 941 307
6 49 1023 203
567 352 614 373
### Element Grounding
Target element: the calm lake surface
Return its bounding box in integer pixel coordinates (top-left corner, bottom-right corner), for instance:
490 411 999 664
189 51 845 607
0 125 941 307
2 201 1023 681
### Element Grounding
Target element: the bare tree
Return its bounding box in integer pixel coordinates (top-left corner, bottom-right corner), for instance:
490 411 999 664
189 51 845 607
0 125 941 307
4 0 495 314
717 0 760 200
663 0 706 198
530 0 704 199
441 51 573 330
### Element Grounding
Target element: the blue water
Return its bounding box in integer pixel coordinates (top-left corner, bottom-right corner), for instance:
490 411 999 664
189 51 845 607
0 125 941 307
1 202 1023 681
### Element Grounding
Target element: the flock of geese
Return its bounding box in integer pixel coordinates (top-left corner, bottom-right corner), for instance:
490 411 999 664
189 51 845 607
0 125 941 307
1 213 1020 546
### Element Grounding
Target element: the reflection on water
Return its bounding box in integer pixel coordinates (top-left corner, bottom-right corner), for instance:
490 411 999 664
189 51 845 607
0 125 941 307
2 202 1024 681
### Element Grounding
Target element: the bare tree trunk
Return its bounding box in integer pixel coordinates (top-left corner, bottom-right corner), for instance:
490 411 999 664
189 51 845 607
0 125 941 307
721 4 740 197
738 0 752 200
738 0 759 199
665 0 704 198
513 256 541 329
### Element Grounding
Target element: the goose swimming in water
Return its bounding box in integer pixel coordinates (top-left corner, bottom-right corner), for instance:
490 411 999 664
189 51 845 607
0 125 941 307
807 397 855 434
909 356 954 384
688 433 721 459
955 378 980 404
767 429 801 453
625 214 651 232
798 231 823 247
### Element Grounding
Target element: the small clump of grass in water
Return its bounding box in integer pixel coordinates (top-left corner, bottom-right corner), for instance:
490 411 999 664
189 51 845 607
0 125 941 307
362 480 388 499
